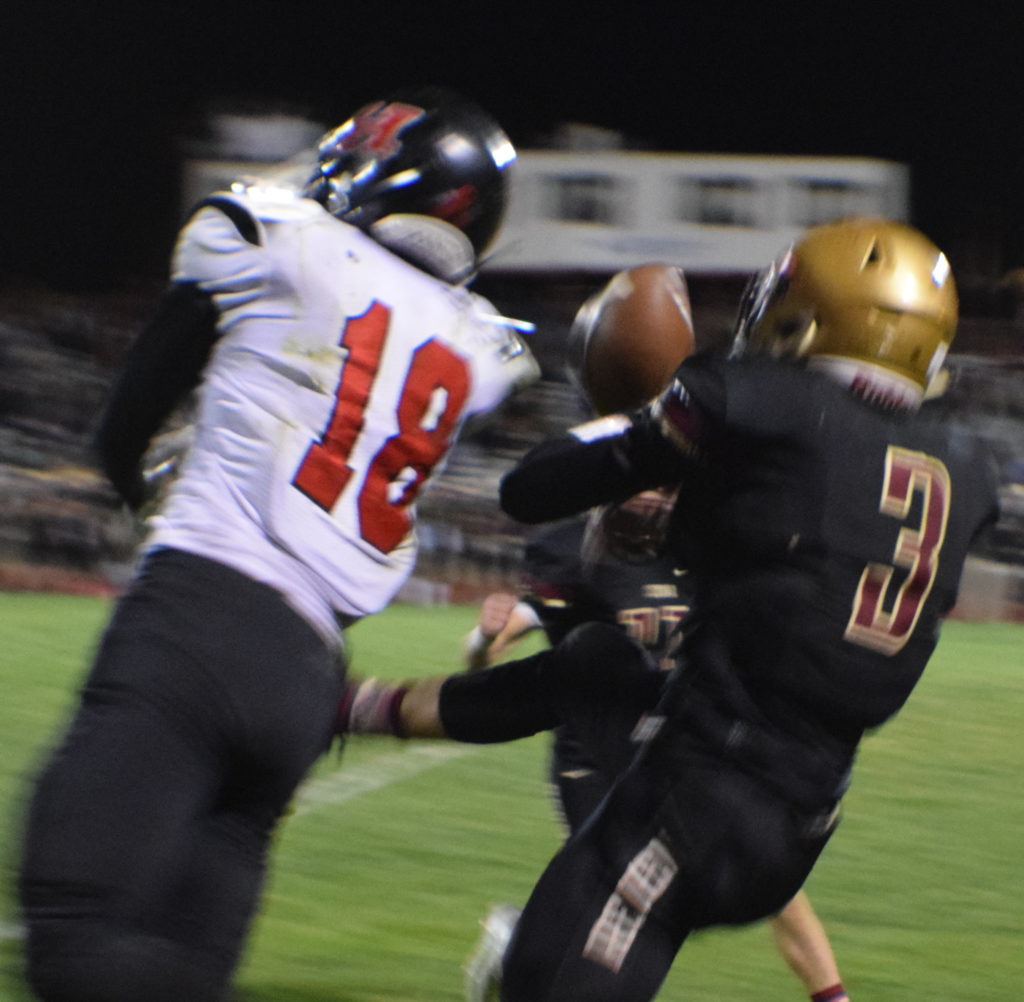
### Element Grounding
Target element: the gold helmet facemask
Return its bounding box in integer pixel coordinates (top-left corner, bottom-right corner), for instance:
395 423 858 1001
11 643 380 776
732 217 958 408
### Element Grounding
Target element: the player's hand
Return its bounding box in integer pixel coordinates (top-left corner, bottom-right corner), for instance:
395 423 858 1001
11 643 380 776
463 592 519 671
478 592 518 638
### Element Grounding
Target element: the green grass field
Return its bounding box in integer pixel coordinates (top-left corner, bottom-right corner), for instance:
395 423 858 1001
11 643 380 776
1 592 1020 1001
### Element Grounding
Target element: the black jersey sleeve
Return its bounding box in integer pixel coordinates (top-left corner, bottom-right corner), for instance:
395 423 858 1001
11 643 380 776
499 411 685 523
95 280 220 508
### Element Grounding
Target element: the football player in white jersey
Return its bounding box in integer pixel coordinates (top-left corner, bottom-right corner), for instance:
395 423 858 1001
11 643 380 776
18 87 537 1002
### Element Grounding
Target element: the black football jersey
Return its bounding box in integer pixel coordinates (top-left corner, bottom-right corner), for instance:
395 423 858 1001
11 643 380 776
501 353 1000 754
656 354 1000 743
519 519 692 665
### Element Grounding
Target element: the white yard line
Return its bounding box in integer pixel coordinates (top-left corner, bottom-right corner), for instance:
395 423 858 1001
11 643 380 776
291 741 473 818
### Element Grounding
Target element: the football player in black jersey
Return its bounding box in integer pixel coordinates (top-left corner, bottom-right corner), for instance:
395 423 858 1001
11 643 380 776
463 345 850 998
342 218 1000 1002
464 492 688 819
462 498 850 1002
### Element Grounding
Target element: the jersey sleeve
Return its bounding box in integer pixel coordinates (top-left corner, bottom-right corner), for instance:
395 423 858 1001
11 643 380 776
522 521 585 602
94 281 220 508
500 411 685 524
650 352 727 460
466 331 539 417
498 354 728 526
95 196 272 508
171 195 268 315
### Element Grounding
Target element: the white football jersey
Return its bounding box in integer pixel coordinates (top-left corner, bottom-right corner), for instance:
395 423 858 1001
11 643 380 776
146 186 537 640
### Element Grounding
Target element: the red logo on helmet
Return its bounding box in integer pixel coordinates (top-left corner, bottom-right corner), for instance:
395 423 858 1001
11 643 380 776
429 184 478 228
341 101 425 158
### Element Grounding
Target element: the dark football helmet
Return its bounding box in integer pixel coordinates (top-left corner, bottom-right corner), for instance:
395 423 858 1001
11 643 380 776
583 488 679 565
304 87 515 277
732 217 958 407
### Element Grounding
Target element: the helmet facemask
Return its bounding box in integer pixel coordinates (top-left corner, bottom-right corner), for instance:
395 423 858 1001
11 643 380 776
582 488 678 567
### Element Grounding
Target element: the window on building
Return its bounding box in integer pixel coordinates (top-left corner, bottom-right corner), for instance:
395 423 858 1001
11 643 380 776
789 179 878 226
685 177 760 226
545 174 620 223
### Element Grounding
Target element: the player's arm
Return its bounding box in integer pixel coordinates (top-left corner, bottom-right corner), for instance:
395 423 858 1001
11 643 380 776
489 602 543 659
96 195 264 509
499 410 687 525
463 593 542 669
501 355 722 526
95 281 219 509
340 656 561 744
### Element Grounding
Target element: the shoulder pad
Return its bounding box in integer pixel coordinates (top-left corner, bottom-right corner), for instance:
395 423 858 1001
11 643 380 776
197 186 322 238
230 183 324 224
197 194 261 246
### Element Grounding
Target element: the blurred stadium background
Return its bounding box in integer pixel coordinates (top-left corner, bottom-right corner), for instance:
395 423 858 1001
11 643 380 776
4 8 1022 996
2 110 1023 616
2 101 1022 1002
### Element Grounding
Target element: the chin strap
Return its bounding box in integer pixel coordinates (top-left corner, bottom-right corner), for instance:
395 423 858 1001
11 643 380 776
370 213 477 284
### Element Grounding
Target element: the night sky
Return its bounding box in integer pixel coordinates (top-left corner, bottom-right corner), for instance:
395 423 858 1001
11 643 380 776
5 1 1024 288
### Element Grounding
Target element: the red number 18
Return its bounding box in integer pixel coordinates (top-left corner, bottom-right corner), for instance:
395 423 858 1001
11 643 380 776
292 301 470 553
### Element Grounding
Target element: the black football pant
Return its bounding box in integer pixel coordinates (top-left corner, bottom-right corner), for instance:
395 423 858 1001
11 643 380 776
548 724 611 836
439 621 835 1002
18 549 344 1002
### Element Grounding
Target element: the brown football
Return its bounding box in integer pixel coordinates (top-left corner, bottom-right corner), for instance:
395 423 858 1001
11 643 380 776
570 263 696 415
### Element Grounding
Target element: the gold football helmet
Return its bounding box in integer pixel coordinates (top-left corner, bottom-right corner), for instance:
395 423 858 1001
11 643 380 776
733 217 958 405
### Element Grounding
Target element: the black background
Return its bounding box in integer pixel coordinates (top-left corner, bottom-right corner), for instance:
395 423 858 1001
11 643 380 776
5 1 1023 288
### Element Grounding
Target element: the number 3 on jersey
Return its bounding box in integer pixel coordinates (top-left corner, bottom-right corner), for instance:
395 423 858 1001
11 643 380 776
845 446 951 655
292 301 470 553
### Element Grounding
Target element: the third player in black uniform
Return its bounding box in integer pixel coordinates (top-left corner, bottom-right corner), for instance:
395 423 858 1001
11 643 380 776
466 500 688 825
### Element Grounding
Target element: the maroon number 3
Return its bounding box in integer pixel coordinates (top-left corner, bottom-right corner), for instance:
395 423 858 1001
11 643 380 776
845 446 951 655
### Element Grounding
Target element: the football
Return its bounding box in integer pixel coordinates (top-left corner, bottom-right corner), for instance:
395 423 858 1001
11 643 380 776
569 263 696 415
